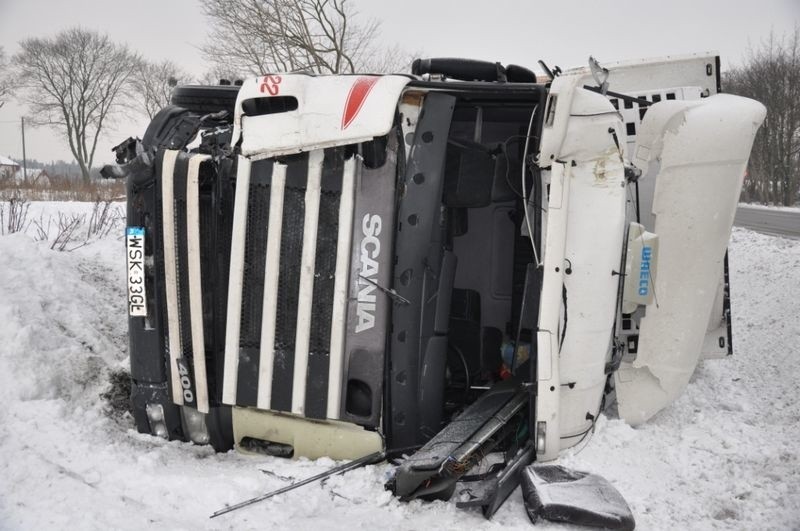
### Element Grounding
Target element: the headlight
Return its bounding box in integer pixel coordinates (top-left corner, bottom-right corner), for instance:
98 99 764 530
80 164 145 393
154 424 168 439
146 403 169 439
181 406 210 445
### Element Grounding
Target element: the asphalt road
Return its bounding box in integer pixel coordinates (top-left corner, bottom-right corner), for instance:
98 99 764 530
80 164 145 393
734 205 800 238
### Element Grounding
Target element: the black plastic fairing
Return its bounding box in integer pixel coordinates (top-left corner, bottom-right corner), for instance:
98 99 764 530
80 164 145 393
126 148 183 440
126 153 166 387
387 92 456 452
339 133 400 427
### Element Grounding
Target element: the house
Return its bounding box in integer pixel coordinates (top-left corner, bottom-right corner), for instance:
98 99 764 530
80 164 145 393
17 167 51 187
0 155 20 183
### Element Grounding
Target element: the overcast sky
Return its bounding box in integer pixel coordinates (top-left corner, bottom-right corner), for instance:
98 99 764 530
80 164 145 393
0 0 798 166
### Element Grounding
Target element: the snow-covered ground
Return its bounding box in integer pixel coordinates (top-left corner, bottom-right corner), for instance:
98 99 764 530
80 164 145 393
0 202 798 530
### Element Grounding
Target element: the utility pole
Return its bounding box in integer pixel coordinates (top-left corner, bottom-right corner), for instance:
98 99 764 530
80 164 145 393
20 117 27 182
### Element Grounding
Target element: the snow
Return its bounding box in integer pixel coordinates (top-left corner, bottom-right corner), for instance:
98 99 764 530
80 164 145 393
0 202 798 530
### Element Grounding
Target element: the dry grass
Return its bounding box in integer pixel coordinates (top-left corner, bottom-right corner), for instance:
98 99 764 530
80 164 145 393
0 178 125 202
0 178 126 246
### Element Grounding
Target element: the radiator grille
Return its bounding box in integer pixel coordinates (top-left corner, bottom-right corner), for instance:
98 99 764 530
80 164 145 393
160 152 212 412
239 181 271 350
235 165 272 406
216 148 357 419
159 147 364 421
174 182 194 372
269 184 305 412
305 188 341 418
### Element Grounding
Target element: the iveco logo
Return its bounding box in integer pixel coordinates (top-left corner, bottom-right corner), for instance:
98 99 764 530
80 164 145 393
639 246 652 296
356 214 382 333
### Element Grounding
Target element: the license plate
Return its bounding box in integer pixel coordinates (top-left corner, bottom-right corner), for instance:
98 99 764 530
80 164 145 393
126 227 147 316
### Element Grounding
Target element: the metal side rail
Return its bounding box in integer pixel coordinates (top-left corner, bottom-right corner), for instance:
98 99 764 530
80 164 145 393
388 380 529 502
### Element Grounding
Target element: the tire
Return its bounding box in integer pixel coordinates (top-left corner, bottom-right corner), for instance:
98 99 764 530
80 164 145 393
170 85 241 117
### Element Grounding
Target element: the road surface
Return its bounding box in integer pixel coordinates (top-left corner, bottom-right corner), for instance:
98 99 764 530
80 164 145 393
734 205 800 238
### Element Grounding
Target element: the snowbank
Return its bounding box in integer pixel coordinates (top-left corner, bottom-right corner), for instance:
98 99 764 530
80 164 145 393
0 203 798 530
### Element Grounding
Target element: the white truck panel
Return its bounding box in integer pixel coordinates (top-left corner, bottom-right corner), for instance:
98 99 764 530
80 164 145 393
615 94 766 425
231 74 411 158
537 77 627 460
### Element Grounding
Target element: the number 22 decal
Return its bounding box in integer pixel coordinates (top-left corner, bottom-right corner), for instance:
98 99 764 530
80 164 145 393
260 75 282 95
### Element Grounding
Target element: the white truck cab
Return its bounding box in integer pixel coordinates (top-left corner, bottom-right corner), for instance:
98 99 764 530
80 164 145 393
111 52 764 512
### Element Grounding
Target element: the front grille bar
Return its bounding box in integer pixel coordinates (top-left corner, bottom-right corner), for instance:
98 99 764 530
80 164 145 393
222 156 252 405
186 154 211 413
256 162 287 410
326 155 357 419
290 150 324 416
161 150 184 406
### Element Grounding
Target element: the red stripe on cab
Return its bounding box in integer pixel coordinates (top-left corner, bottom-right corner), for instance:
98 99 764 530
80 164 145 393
342 76 380 130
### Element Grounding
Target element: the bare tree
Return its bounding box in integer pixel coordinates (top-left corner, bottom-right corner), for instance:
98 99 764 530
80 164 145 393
726 28 800 206
13 28 139 183
201 0 410 75
0 47 12 109
130 59 191 119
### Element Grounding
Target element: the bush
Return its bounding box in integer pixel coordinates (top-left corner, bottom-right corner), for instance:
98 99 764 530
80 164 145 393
0 193 30 234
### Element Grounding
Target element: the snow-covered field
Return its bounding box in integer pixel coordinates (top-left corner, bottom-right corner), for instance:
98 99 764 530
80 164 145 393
0 202 798 530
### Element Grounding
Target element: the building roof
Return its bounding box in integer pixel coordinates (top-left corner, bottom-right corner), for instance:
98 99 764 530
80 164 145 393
21 167 44 178
0 155 20 168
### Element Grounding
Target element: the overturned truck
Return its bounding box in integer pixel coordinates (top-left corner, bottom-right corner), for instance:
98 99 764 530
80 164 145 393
114 53 764 515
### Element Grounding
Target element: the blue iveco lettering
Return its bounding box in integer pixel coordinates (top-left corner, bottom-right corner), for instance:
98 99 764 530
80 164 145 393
639 246 652 296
